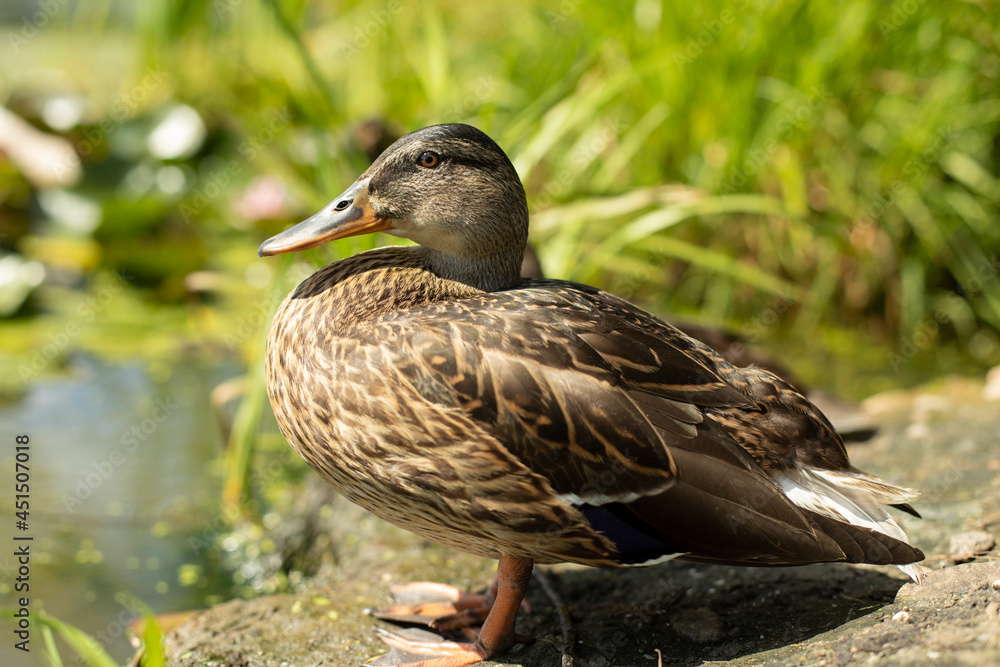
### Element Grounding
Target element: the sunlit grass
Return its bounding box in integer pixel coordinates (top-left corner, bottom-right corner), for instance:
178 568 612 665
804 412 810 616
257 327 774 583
2 0 996 497
127 0 999 354
4 0 997 371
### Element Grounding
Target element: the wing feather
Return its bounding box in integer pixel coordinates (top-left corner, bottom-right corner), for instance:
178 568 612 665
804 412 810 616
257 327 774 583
372 279 919 569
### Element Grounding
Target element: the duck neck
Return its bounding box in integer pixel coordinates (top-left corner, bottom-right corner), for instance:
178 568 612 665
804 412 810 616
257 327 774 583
418 246 525 293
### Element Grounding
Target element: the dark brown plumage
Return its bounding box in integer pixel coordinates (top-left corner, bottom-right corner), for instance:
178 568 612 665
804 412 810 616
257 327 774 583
259 124 922 667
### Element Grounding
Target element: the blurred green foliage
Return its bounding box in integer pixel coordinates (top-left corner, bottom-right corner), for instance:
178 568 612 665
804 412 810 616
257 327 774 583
0 0 997 653
1 0 998 398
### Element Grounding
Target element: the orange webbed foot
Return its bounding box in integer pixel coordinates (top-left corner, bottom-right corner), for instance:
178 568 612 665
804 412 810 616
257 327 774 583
367 579 532 632
367 556 535 667
370 626 534 666
367 582 493 631
369 626 492 666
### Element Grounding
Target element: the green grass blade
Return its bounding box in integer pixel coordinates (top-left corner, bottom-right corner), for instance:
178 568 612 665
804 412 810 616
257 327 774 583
637 235 798 297
139 610 166 667
40 622 64 667
23 610 119 667
579 194 787 284
592 101 671 191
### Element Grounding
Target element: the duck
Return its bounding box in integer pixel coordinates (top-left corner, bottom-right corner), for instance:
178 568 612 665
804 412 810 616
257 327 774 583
258 123 923 667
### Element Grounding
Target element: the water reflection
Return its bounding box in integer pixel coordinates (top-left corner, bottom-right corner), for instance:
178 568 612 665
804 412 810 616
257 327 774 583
0 355 239 665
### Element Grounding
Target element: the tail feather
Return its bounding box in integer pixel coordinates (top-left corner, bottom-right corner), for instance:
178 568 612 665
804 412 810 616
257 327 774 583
776 467 923 581
803 510 923 566
892 503 922 519
822 468 919 505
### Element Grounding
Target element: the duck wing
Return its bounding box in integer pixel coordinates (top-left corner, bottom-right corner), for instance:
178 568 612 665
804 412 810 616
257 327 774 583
372 280 922 568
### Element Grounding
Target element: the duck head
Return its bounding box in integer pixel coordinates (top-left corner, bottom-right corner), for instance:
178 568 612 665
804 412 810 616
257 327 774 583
258 123 529 291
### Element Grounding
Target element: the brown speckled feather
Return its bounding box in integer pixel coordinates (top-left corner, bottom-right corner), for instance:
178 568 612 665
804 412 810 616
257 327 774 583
266 245 919 569
262 123 922 581
259 124 924 667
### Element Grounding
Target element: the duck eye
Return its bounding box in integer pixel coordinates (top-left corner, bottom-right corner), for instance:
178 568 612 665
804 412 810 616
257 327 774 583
417 151 440 168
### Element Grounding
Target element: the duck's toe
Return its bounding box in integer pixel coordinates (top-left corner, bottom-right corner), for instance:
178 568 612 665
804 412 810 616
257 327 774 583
367 579 531 631
371 626 534 666
367 556 536 666
370 626 490 666
366 582 492 630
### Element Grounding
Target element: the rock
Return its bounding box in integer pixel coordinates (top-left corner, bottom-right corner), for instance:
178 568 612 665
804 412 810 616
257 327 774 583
949 531 996 562
984 365 1000 401
157 371 1000 666
897 562 1000 600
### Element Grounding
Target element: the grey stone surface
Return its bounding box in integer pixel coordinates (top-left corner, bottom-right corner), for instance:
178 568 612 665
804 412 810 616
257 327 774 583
161 371 1000 666
948 531 996 562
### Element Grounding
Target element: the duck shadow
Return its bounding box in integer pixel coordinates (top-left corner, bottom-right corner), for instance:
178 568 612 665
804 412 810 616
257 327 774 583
512 559 909 666
281 483 911 665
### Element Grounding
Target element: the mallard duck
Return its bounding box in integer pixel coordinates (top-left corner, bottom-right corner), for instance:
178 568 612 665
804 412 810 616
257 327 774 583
258 123 923 667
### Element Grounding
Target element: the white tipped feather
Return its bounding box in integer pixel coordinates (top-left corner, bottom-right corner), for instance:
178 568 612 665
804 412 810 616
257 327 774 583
897 562 922 582
776 467 921 582
812 468 918 505
620 552 683 567
557 490 645 507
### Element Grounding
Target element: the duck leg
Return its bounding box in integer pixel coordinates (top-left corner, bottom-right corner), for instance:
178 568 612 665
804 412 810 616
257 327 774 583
373 555 534 667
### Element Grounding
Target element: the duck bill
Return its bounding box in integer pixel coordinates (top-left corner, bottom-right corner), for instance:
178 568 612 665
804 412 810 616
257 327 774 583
257 179 390 257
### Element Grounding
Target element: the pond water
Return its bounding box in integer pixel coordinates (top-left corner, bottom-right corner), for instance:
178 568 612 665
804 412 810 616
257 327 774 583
0 355 242 666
